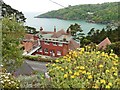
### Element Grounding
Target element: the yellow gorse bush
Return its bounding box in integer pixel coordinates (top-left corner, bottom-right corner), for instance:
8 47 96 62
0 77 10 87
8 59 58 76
46 47 120 88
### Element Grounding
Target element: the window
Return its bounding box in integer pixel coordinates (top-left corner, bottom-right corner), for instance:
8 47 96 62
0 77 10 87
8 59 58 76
44 48 48 53
58 43 63 46
57 51 62 55
45 41 49 45
53 42 57 46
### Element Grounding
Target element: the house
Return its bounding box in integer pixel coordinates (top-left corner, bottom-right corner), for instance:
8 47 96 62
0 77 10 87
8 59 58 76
22 27 80 57
22 34 39 53
98 37 111 50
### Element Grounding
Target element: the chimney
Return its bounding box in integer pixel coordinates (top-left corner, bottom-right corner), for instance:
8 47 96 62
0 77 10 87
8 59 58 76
40 27 43 32
54 26 56 32
66 28 71 35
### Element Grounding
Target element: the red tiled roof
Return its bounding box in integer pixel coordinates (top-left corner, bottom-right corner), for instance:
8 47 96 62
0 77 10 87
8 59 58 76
69 39 80 50
24 34 33 40
98 37 111 49
51 29 66 38
41 31 55 34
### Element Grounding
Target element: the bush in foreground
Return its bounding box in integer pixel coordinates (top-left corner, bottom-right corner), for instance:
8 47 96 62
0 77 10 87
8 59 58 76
45 48 120 88
0 66 20 89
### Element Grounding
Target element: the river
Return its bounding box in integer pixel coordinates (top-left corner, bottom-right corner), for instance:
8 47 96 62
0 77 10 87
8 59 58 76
23 12 106 35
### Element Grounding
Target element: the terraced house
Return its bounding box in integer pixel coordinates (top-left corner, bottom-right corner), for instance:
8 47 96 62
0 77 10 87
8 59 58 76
22 27 80 57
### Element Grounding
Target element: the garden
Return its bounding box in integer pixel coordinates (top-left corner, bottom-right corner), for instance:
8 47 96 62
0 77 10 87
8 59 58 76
1 47 120 89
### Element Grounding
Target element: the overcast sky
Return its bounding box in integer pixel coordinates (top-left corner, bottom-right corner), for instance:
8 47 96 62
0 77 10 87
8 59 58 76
3 0 119 13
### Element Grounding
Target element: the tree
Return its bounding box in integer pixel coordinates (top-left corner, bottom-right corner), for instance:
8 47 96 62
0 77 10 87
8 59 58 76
2 2 26 22
25 26 38 34
2 17 25 72
67 23 84 42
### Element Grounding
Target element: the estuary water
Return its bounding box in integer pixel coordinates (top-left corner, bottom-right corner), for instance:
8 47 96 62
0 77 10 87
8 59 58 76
24 12 106 35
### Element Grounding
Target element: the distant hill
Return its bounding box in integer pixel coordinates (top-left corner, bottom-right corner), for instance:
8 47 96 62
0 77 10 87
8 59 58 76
36 2 119 24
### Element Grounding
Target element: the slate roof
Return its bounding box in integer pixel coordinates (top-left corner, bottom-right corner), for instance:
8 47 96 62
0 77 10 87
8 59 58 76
98 37 111 49
69 39 80 50
13 61 34 76
13 60 48 77
51 29 66 38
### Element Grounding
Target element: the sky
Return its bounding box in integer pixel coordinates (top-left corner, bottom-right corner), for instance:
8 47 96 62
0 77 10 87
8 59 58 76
3 0 119 13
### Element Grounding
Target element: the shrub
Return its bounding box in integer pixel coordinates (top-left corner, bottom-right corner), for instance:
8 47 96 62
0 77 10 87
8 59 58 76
106 41 120 57
17 74 41 88
0 66 20 89
45 47 120 88
23 55 55 62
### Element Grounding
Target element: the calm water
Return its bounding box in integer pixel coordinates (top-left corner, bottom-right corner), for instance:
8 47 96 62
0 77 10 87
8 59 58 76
24 12 106 35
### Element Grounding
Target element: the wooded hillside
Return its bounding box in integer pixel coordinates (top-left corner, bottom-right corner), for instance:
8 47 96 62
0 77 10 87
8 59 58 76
36 2 119 24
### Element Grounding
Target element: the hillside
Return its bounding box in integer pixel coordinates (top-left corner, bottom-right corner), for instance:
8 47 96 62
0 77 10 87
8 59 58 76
36 2 119 24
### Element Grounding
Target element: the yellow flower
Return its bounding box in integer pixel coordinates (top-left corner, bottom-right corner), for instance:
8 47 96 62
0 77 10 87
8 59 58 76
69 70 72 74
105 70 110 73
86 72 91 75
113 61 118 65
55 59 59 62
108 82 112 86
99 64 103 68
82 70 86 74
46 64 48 67
81 48 85 52
100 79 106 84
65 67 68 69
74 61 76 64
80 66 85 69
114 73 117 76
63 56 67 59
67 58 71 62
93 85 99 88
101 52 105 56
79 70 82 73
64 74 68 78
89 59 92 62
52 64 56 66
69 51 72 55
61 68 64 71
71 75 75 79
115 55 118 58
88 75 92 79
106 85 110 88
74 72 79 76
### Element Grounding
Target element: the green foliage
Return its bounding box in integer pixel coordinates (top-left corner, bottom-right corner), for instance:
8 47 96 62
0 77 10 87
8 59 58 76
44 47 120 88
25 26 38 34
37 2 119 24
2 17 25 72
23 55 55 62
106 41 120 57
17 74 41 88
82 25 120 46
67 23 83 36
1 2 26 22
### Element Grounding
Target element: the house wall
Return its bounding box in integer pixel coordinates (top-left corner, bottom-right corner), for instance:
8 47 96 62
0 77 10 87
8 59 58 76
22 41 33 52
33 41 69 57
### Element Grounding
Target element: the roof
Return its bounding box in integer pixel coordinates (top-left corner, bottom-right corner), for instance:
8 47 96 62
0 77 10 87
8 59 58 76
40 31 55 34
98 37 111 49
24 34 33 40
69 39 80 50
39 29 72 43
13 61 34 76
51 29 66 38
